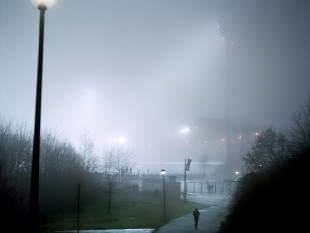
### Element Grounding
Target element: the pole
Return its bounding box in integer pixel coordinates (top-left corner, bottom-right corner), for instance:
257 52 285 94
28 5 46 233
162 174 166 221
77 183 80 233
184 158 187 201
225 38 231 178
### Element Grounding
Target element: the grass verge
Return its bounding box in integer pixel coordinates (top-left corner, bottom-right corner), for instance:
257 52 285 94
40 192 207 232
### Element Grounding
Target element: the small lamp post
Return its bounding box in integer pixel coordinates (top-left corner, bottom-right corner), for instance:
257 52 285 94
28 1 58 232
234 171 240 182
160 169 167 221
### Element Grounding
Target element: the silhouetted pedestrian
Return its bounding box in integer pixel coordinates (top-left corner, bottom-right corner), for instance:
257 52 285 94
193 208 200 229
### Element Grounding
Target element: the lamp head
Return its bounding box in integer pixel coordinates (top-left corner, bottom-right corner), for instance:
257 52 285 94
160 169 166 175
31 0 58 9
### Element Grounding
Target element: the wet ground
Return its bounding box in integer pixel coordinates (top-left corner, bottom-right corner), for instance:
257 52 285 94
56 230 154 233
56 192 229 233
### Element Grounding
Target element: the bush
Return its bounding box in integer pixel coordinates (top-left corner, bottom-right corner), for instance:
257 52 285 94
0 166 27 233
219 149 310 233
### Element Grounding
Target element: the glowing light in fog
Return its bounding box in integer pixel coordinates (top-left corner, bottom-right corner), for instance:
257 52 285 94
180 127 190 134
107 137 126 144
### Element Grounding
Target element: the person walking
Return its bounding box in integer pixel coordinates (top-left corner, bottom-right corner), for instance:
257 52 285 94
193 208 200 229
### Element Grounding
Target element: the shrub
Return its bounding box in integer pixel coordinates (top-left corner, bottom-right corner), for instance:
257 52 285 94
219 149 309 233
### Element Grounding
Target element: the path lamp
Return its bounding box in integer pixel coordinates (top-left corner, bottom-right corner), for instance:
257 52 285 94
234 171 240 181
160 169 167 221
28 1 58 232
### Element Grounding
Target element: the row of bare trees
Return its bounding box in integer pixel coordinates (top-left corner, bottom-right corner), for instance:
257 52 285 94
0 119 134 227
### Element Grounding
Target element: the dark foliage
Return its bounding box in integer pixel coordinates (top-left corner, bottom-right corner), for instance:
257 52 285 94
242 128 291 173
0 120 103 227
288 96 310 153
0 166 27 232
219 149 310 233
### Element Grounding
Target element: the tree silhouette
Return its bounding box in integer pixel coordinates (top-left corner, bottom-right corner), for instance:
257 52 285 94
242 128 290 172
289 96 310 153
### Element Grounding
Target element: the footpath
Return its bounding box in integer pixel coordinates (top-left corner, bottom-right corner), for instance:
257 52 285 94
154 193 229 233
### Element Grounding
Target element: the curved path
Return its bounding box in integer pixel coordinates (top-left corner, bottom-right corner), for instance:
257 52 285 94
154 193 229 233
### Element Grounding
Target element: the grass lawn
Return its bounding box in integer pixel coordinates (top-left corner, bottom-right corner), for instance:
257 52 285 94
40 192 207 232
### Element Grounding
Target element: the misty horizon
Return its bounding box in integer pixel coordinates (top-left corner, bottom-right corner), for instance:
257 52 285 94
1 0 309 174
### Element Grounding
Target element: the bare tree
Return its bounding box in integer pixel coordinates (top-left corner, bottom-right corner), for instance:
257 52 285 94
289 96 310 153
113 144 134 177
79 130 97 172
103 173 118 214
100 143 134 214
101 143 133 176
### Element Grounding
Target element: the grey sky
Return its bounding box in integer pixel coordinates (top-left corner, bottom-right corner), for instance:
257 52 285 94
1 0 309 171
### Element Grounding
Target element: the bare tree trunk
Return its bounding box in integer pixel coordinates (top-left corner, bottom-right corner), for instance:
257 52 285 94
108 187 112 215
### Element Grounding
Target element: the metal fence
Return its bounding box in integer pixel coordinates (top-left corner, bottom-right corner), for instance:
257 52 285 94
185 181 237 194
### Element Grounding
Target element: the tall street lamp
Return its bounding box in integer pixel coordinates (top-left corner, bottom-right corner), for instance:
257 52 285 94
28 1 58 232
160 169 167 221
224 34 235 179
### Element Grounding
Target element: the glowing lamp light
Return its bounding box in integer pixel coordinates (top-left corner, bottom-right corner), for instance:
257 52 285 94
31 0 58 8
160 169 166 175
107 137 126 144
180 127 190 134
118 137 125 143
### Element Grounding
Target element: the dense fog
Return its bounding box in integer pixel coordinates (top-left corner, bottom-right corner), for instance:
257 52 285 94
1 0 309 175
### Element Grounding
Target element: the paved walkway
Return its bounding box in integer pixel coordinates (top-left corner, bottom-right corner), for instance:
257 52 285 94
56 230 154 233
154 193 229 233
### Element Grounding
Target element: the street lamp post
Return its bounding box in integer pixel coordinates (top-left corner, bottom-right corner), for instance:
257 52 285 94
160 169 166 221
28 1 57 232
